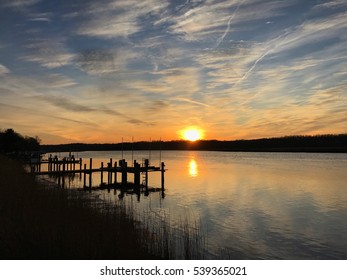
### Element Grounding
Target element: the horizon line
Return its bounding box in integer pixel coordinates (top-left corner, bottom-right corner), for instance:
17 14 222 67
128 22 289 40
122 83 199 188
41 133 347 146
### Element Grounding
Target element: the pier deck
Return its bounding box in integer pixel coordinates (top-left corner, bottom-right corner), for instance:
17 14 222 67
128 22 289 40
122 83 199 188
34 165 161 176
30 157 166 195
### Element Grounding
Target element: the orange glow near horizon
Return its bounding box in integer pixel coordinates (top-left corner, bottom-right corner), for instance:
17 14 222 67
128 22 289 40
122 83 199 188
181 128 204 141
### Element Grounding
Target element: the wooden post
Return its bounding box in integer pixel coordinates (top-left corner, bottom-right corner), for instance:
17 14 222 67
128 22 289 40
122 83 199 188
83 164 87 188
48 155 52 172
134 161 141 201
161 162 165 191
107 163 111 185
144 159 149 195
110 159 114 185
114 161 117 185
54 156 58 171
61 159 65 188
121 160 127 188
62 158 66 174
89 158 93 189
79 158 82 180
72 155 75 170
100 162 104 185
134 161 140 188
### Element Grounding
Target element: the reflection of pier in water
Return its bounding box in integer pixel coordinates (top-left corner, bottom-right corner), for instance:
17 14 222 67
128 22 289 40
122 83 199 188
30 156 166 201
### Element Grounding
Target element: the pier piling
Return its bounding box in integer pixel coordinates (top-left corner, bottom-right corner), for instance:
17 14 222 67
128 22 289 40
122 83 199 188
101 162 104 185
144 159 149 195
114 162 117 185
31 156 165 198
161 162 165 191
83 164 87 188
134 160 140 188
121 160 127 188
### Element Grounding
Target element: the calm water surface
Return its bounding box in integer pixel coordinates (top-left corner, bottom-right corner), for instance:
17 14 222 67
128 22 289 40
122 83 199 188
44 151 347 259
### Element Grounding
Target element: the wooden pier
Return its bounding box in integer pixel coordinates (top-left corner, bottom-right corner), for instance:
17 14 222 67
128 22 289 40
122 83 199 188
30 156 166 198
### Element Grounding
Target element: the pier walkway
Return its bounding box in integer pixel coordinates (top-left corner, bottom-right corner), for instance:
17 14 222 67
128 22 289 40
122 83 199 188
30 156 166 197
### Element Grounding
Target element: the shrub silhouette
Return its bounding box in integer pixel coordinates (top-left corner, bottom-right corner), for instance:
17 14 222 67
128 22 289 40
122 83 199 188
0 128 40 154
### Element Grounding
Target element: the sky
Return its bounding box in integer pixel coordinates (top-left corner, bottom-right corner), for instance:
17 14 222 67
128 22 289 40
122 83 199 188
0 0 347 144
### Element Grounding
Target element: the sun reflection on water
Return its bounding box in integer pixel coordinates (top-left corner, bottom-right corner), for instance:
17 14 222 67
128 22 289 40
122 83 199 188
189 159 198 177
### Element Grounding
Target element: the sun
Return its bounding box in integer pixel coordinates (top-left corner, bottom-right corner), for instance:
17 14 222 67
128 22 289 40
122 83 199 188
181 128 203 141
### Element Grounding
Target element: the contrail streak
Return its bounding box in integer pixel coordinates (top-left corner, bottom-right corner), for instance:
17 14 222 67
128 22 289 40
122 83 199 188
236 48 271 87
215 0 246 48
236 30 294 104
175 97 210 107
235 31 292 88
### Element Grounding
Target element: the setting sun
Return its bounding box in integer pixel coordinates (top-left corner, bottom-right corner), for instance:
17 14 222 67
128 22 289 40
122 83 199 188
181 128 203 141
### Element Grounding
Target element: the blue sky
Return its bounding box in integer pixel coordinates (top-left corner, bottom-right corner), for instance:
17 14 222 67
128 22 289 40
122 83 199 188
0 0 346 144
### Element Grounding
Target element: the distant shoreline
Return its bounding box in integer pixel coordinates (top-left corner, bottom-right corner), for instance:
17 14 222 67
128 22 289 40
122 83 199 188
41 134 347 153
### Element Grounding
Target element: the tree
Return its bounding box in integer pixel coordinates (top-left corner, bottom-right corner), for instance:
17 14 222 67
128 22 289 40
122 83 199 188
0 128 41 154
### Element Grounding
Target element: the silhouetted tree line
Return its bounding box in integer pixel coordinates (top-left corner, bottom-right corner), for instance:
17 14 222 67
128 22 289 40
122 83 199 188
0 128 41 155
42 134 347 153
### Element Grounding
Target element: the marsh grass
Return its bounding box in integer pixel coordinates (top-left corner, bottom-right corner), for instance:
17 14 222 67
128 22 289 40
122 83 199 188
0 155 155 259
126 208 206 260
0 155 206 259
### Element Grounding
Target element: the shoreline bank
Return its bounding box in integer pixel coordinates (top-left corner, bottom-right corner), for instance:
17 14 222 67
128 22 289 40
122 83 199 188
0 155 158 260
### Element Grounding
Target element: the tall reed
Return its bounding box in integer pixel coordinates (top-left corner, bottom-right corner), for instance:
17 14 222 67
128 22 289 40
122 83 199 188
0 155 207 259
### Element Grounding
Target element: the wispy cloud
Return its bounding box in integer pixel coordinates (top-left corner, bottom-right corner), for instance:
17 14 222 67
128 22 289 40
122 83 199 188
271 11 347 56
313 0 347 10
0 64 10 75
0 101 97 143
0 73 77 97
27 12 52 22
43 74 77 88
167 0 237 42
2 0 41 8
37 95 95 113
214 0 246 48
1 0 347 143
76 48 138 75
167 0 292 42
22 38 76 69
35 94 154 127
144 100 170 113
126 67 201 101
76 0 169 39
174 97 210 108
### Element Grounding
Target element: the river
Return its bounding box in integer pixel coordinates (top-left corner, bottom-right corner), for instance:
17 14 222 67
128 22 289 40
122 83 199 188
42 150 347 259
